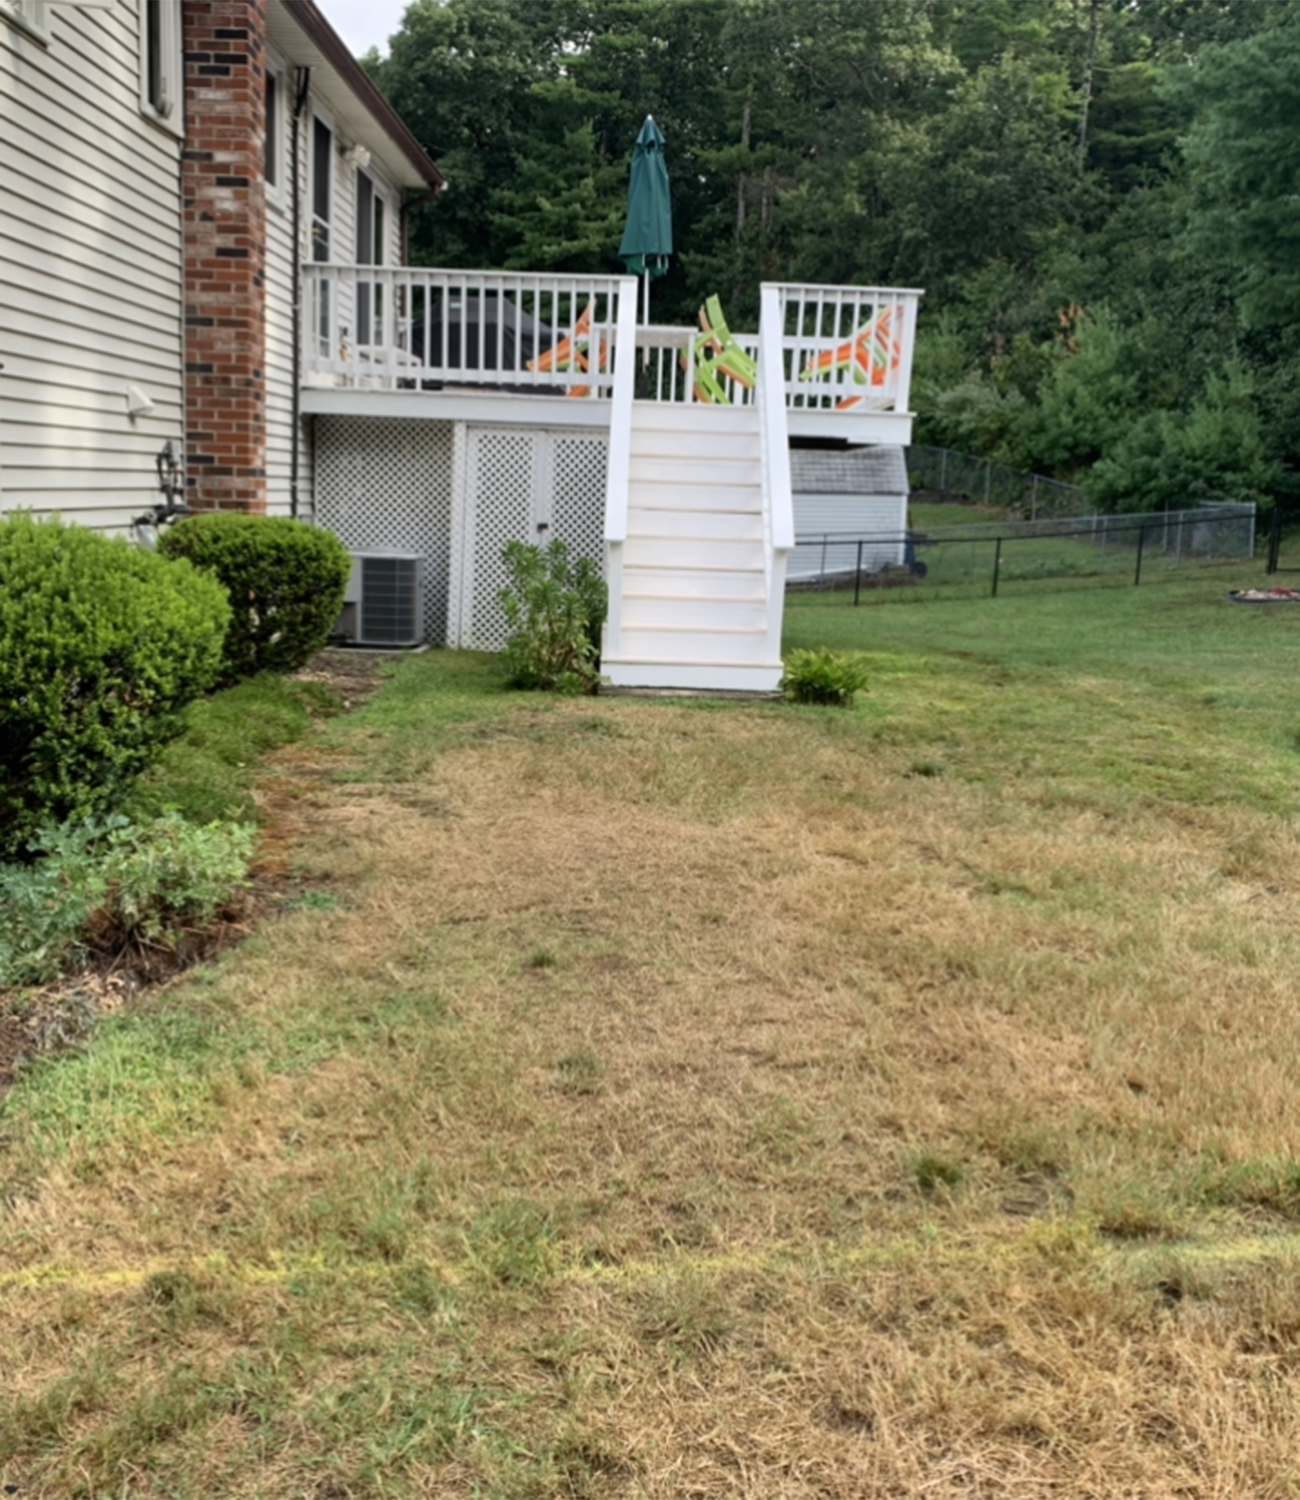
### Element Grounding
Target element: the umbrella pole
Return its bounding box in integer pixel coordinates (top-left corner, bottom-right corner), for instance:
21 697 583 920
642 270 650 368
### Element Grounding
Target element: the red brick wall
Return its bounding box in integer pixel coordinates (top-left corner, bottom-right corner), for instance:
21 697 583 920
182 0 268 513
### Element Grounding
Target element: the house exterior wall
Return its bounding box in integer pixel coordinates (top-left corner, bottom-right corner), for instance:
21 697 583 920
0 0 185 531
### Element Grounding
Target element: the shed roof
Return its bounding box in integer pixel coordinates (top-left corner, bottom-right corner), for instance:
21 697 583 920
789 446 909 496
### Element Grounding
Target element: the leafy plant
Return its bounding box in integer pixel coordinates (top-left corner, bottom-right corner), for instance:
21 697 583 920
0 515 230 859
497 540 607 695
781 648 870 707
160 515 351 683
0 815 255 987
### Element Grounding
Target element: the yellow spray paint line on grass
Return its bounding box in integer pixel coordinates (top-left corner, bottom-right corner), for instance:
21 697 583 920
4 1226 1300 1299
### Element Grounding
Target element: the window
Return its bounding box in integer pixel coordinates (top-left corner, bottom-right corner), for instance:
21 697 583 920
311 115 334 355
355 169 388 345
263 57 287 205
140 0 182 132
265 72 278 185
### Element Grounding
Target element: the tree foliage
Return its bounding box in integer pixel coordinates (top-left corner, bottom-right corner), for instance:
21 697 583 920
371 0 1300 509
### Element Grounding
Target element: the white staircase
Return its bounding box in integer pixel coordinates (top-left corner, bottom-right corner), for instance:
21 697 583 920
600 282 794 693
602 403 784 691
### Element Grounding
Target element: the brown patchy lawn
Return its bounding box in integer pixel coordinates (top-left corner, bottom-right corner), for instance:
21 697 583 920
5 586 1300 1498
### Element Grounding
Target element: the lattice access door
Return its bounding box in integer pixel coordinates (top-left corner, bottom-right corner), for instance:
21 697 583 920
451 426 608 650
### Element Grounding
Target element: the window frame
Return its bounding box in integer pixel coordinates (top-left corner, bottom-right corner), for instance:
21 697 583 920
139 0 183 136
264 49 287 210
309 107 336 358
0 1 52 44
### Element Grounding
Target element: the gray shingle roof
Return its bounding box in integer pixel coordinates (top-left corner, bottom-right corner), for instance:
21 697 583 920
789 446 908 495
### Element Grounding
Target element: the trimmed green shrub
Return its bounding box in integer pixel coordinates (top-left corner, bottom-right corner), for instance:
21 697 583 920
0 814 255 987
782 648 870 707
497 539 607 694
0 515 230 859
159 515 351 682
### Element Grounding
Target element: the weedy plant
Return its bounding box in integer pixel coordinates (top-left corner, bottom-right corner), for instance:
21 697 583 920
497 540 608 695
0 814 255 987
782 647 870 706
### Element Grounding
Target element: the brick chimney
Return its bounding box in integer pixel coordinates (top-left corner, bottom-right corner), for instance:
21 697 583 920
182 0 268 513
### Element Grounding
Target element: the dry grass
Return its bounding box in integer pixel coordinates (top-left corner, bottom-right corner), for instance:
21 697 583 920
5 592 1300 1497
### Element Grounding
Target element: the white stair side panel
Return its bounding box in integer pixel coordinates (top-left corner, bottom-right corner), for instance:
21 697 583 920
623 566 766 600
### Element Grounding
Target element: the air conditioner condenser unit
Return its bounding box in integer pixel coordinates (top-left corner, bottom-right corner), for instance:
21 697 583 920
335 552 425 647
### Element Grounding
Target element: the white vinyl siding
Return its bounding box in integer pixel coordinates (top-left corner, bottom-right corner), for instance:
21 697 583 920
0 0 183 531
266 95 402 520
263 78 299 517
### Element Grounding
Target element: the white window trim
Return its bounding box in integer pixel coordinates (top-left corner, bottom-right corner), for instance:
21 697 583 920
265 48 288 212
0 1 52 44
139 0 183 137
309 103 336 261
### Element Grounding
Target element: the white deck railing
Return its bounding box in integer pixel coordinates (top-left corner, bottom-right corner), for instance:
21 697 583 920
302 266 628 397
302 266 921 415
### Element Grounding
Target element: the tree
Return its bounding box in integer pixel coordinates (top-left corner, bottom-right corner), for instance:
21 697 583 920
1178 19 1300 328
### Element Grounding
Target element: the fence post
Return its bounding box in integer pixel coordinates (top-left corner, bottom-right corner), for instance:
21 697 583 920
854 539 863 606
1134 523 1146 586
941 449 948 490
1268 505 1282 574
991 536 1002 597
985 459 992 506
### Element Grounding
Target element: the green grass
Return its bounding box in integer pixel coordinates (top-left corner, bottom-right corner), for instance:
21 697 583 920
9 571 1300 1496
127 673 343 824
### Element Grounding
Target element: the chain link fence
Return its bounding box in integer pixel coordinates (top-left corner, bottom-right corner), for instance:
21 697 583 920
905 445 1088 520
791 503 1257 602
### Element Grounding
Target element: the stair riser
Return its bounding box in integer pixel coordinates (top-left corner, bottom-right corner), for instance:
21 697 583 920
623 537 766 570
628 482 762 515
632 432 761 459
619 628 775 664
622 598 769 631
631 401 759 435
629 453 761 483
603 661 782 692
623 568 766 601
628 508 764 542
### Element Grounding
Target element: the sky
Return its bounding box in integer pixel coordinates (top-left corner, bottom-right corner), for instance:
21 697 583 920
322 0 413 59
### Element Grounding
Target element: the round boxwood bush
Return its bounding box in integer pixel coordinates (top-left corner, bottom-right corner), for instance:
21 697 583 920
159 514 351 682
0 514 231 859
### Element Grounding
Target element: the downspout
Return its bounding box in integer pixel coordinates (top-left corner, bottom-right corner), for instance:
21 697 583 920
290 65 311 520
399 182 442 268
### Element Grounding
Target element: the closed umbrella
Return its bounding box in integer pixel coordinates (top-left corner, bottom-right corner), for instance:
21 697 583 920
618 115 673 326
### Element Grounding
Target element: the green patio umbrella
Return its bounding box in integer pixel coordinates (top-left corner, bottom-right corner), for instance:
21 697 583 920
619 115 673 325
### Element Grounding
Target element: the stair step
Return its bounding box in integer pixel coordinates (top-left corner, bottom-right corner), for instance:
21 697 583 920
623 536 766 570
628 481 761 514
629 455 760 488
619 626 775 664
602 660 783 692
627 507 764 542
624 566 766 600
622 596 769 631
629 432 760 464
631 401 759 435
